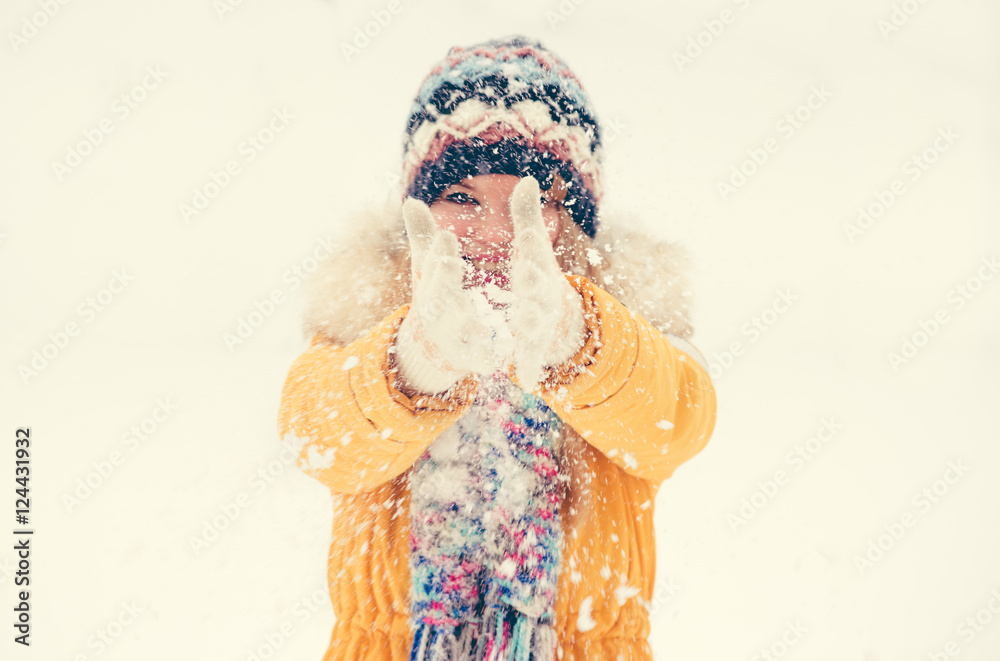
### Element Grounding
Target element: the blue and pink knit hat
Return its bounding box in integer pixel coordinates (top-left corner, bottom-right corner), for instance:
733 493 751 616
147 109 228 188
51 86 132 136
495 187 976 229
402 36 604 239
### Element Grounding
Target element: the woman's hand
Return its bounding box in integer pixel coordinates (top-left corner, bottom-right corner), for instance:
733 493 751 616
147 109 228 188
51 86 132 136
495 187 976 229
508 176 587 390
393 198 505 395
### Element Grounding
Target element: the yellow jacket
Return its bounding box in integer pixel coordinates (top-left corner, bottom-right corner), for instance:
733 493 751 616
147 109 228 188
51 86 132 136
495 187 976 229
279 273 717 660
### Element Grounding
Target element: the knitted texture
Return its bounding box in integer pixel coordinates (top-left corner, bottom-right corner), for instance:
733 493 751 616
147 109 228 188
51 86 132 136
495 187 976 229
402 36 603 238
408 369 564 661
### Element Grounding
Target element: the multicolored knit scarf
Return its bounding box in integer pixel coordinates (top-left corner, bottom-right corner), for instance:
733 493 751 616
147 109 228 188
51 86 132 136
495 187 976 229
408 369 564 661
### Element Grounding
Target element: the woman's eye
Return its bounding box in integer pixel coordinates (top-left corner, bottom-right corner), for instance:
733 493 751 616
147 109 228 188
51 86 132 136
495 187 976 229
445 192 478 205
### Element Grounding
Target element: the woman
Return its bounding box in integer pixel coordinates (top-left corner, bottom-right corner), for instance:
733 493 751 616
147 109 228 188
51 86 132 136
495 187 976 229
279 36 717 661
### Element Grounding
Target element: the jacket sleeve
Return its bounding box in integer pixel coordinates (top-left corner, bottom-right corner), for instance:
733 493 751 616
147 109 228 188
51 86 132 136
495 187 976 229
507 273 717 487
278 303 478 495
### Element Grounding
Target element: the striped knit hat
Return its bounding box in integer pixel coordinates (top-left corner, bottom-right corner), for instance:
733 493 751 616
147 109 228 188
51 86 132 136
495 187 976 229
402 36 603 239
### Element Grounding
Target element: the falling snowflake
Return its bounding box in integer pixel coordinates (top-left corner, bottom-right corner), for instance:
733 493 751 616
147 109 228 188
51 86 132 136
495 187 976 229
586 248 604 266
498 558 517 579
615 584 641 605
576 596 597 632
655 419 674 431
305 445 336 471
622 451 637 469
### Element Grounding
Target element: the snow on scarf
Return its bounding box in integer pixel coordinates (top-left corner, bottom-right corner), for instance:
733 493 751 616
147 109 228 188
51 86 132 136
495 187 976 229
407 369 564 661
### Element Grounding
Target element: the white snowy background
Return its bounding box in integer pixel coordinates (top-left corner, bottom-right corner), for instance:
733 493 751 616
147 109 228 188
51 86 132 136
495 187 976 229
2 0 999 659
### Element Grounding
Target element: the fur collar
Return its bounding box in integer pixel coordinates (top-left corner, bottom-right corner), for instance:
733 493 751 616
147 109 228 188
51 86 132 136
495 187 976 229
300 202 695 345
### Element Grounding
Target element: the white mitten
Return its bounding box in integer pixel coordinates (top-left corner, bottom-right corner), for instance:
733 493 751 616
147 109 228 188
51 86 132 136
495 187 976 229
508 177 587 390
393 198 505 395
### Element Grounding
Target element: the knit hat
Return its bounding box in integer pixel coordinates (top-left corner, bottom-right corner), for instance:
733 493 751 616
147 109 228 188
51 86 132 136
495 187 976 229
402 36 603 239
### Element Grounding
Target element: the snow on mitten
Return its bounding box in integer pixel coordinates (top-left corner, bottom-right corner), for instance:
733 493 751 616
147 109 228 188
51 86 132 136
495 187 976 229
394 198 502 395
508 177 587 390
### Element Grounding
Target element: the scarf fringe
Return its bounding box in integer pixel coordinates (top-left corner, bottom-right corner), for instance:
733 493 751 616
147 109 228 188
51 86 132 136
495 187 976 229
410 607 558 661
409 374 562 661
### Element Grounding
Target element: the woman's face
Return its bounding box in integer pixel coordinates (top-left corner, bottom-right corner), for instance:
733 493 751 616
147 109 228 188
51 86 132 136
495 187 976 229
428 174 563 289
